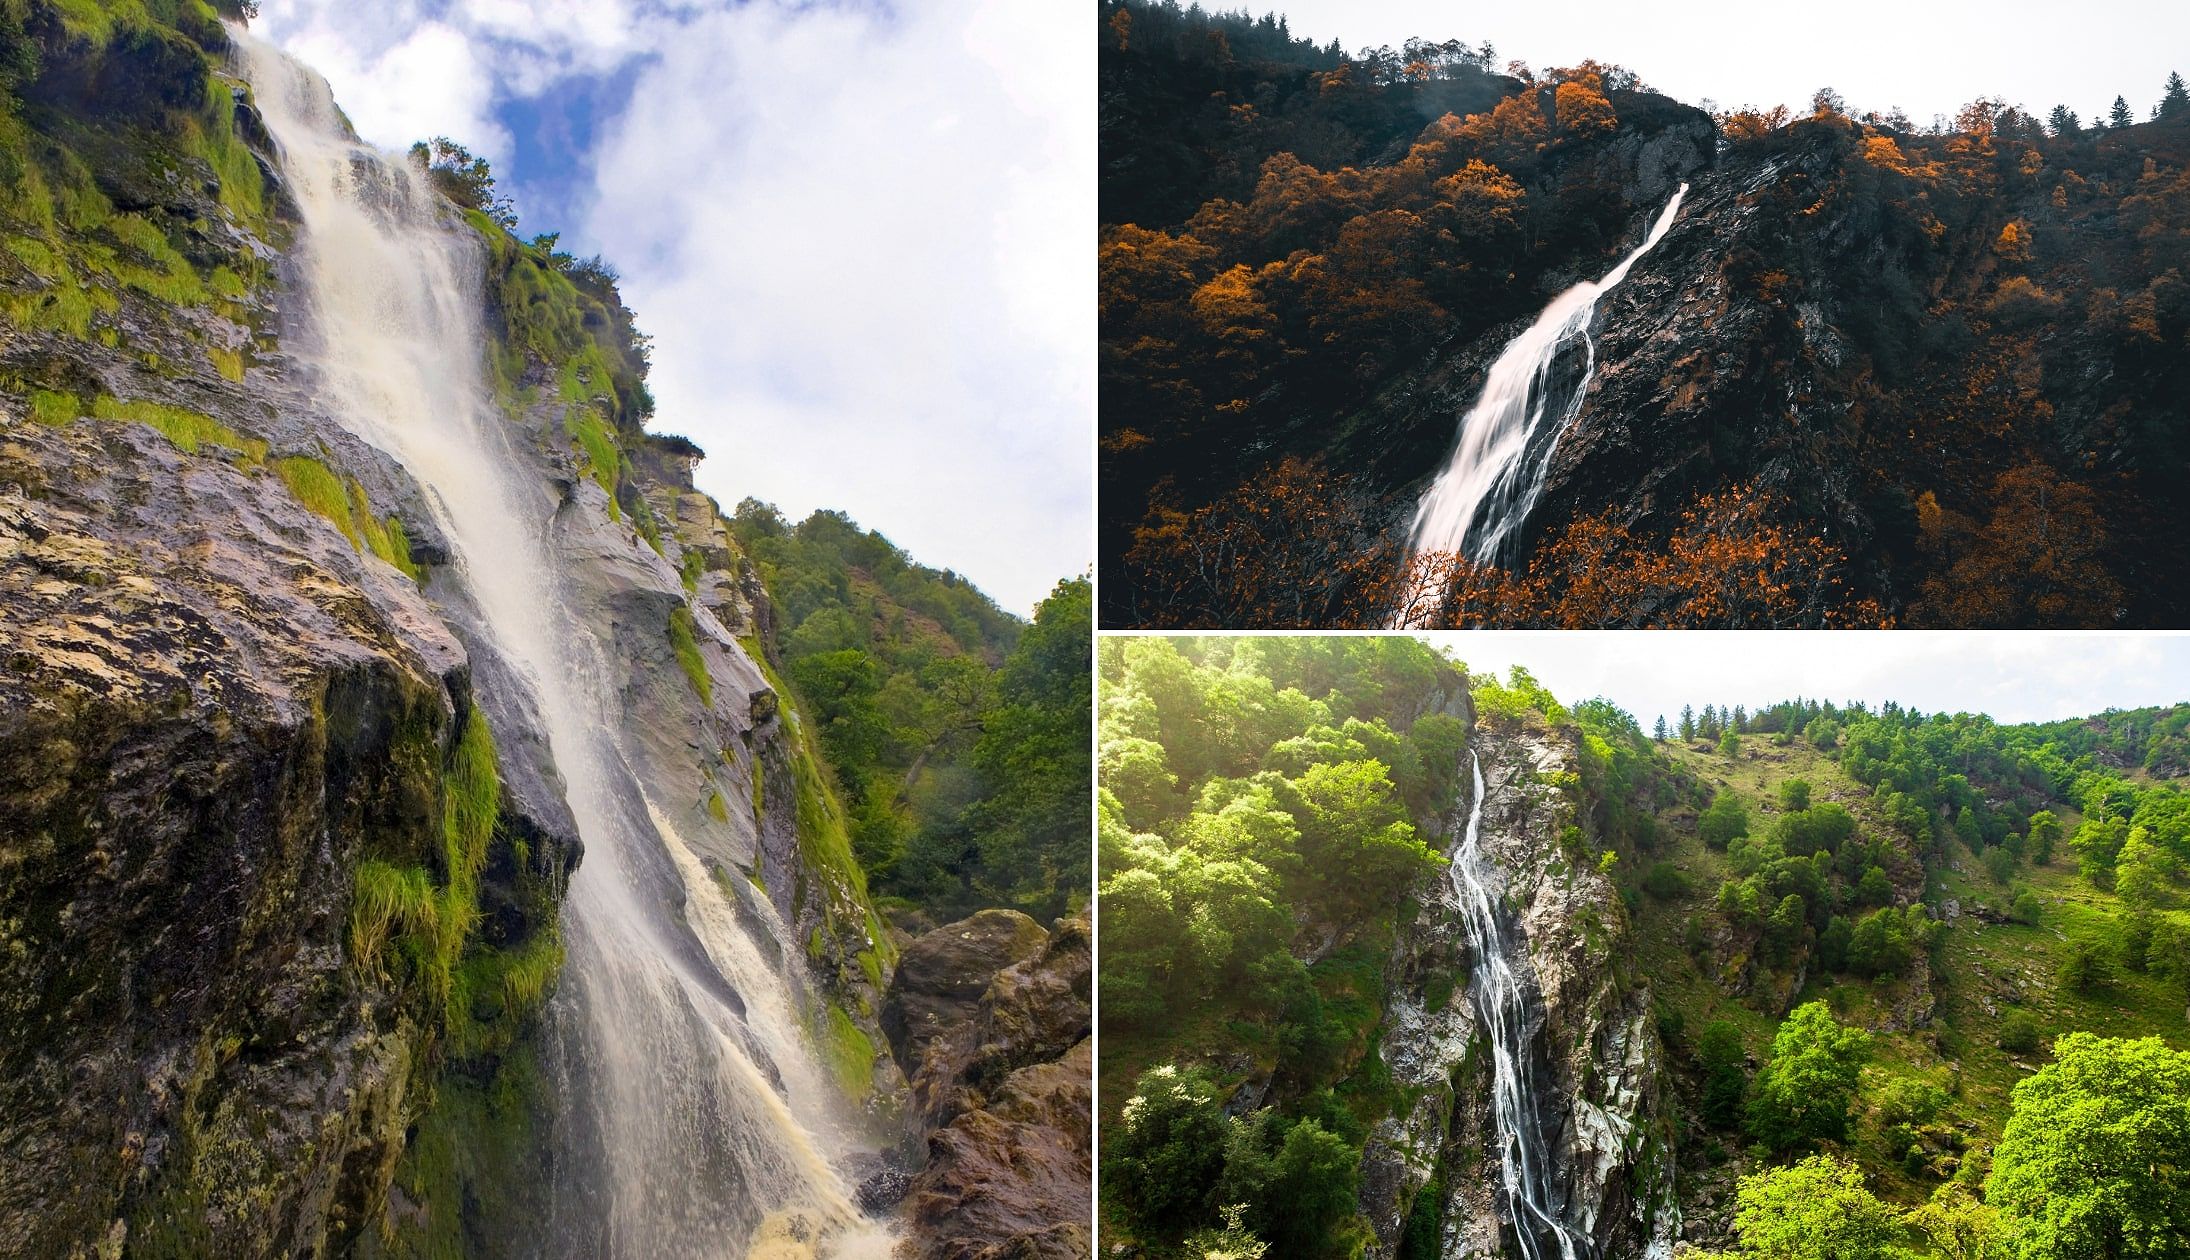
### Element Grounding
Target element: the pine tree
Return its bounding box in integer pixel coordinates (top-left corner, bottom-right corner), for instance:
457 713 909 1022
1655 715 1670 741
2163 71 2190 120
1680 704 1696 741
2111 95 2136 128
2048 104 2080 136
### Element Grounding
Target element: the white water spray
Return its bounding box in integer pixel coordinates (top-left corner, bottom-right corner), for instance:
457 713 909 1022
1452 752 1583 1260
232 32 892 1260
1401 186 1687 602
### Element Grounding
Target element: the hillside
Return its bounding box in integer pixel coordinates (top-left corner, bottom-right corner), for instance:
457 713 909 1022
1099 0 2190 628
1098 644 2190 1258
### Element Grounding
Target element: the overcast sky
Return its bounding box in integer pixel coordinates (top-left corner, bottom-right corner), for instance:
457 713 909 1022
1422 632 2190 730
251 0 1089 616
1272 0 2190 127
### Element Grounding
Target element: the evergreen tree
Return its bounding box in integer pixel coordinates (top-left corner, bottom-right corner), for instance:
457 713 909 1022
2163 71 2190 119
2048 104 2080 136
2111 94 2136 128
1679 704 1696 741
1654 714 1669 741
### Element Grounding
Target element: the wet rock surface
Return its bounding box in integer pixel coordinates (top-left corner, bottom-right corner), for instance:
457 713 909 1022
1360 712 1676 1260
884 912 1092 1260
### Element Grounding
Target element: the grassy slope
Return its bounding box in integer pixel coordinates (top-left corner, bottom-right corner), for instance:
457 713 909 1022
1640 737 2190 1203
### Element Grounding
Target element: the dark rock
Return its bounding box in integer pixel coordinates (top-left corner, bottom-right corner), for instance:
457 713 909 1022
886 914 1092 1260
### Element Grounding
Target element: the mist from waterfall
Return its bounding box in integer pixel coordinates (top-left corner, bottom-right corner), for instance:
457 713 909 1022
232 30 893 1259
1452 752 1584 1260
1398 185 1687 618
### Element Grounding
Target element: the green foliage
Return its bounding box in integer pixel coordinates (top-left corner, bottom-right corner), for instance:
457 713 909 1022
1697 1018 1750 1130
1472 665 1571 726
1745 1000 1872 1151
667 605 712 705
1724 1155 1902 1259
91 395 264 460
1997 1010 2042 1055
27 388 75 425
1779 778 1812 811
1107 1065 1231 1240
1700 790 1749 848
728 499 1082 919
1985 1034 2190 1258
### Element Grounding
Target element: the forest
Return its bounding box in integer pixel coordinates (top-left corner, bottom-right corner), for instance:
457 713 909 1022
1096 638 2190 1258
1098 0 2190 628
727 502 1092 924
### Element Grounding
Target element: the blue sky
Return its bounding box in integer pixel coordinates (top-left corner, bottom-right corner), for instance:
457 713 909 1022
1425 632 2190 730
253 0 1090 616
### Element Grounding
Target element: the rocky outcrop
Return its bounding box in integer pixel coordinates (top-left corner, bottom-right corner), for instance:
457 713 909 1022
0 396 576 1257
884 912 1092 1260
1361 718 1676 1260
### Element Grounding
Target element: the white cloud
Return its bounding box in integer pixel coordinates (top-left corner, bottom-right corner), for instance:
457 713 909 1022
247 0 1092 615
580 0 1092 614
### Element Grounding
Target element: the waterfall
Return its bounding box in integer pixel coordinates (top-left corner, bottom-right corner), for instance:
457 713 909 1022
1397 186 1686 618
1452 752 1583 1260
231 32 893 1260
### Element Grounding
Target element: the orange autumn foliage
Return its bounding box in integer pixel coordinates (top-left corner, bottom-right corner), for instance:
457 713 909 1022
1912 464 2126 627
1555 80 1617 136
1123 462 1887 629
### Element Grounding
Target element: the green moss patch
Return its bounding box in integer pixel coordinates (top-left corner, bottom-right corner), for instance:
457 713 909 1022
669 604 712 705
92 394 264 460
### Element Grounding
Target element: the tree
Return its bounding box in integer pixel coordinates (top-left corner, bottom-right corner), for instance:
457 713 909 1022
1779 779 1812 812
2027 810 2060 865
1700 791 1749 848
1720 726 1742 759
2059 935 2120 992
1913 464 2125 628
2111 95 2137 128
1108 1065 1231 1238
1680 704 1696 741
1985 1034 2190 1257
2162 71 2190 120
2047 105 2081 137
1654 715 1669 741
1725 1155 1900 1259
1746 1000 1872 1151
1697 1019 1749 1129
408 137 518 229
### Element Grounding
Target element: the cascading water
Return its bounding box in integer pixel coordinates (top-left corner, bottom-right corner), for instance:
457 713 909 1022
232 32 893 1260
1452 752 1583 1260
1396 186 1687 623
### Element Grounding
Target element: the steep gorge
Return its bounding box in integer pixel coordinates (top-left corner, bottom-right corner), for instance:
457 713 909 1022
0 4 1077 1257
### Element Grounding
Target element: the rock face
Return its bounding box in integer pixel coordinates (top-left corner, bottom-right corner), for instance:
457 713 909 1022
1361 715 1676 1260
883 912 1092 1260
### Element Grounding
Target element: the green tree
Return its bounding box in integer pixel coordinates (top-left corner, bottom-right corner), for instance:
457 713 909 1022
967 577 1092 915
2059 935 2120 993
1985 1034 2190 1258
1746 1001 1872 1151
1779 778 1812 811
1697 1019 1749 1129
1701 791 1749 849
1725 1155 1901 1259
2162 71 2189 120
1107 1065 1230 1239
2111 95 2137 128
1721 726 1743 759
2027 810 2060 865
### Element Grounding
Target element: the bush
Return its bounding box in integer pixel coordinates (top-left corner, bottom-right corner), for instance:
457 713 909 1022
1746 1001 1871 1151
1997 1010 2042 1055
2009 887 2042 925
1643 860 1691 900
